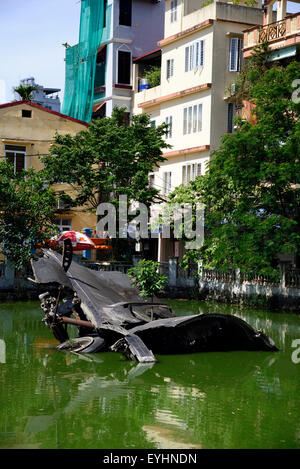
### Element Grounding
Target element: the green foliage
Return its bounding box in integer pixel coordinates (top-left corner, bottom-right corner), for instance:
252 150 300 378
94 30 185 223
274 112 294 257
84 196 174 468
142 66 161 88
127 259 167 299
169 59 300 278
227 42 272 102
0 161 58 269
13 84 37 101
42 107 169 211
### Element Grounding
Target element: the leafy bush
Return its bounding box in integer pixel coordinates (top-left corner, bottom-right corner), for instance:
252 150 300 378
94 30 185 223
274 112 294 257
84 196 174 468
127 259 167 299
142 66 161 88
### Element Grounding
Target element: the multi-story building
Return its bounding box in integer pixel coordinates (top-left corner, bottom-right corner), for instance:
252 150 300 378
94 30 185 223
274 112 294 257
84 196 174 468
62 0 165 122
16 77 61 113
133 0 264 263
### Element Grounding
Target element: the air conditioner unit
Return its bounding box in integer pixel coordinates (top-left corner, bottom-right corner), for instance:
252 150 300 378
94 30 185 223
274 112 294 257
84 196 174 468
230 83 236 95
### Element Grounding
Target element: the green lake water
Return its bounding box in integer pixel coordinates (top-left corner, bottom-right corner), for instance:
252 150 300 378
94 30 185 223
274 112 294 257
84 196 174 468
0 299 299 449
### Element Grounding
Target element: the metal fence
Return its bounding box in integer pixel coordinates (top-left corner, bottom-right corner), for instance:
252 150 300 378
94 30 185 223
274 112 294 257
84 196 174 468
286 269 300 288
177 264 198 281
240 271 280 286
80 261 133 274
202 268 236 283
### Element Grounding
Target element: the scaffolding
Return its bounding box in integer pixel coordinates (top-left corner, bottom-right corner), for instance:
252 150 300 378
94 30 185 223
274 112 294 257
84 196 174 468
61 0 106 123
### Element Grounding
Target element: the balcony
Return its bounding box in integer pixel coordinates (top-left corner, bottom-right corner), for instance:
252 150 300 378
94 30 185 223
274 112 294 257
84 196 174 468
244 12 300 57
258 18 287 42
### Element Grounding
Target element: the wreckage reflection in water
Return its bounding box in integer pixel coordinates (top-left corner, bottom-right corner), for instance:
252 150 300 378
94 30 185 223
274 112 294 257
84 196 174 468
0 301 300 449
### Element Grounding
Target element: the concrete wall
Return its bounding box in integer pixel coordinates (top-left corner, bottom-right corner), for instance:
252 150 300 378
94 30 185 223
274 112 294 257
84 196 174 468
164 258 300 312
132 1 265 255
112 0 165 58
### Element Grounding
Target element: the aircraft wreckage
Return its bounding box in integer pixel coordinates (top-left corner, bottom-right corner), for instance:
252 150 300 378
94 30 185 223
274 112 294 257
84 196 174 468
30 240 278 362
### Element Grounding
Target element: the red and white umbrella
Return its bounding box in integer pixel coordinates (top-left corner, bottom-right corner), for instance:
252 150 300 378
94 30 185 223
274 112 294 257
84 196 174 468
50 231 96 251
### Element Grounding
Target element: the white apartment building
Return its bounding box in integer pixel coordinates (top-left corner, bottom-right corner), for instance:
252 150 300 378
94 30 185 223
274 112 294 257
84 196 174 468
133 0 263 263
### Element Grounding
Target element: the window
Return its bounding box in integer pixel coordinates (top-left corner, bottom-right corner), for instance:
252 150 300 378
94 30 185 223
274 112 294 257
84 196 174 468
119 0 132 26
22 109 32 118
117 50 131 84
185 40 204 72
183 103 202 135
165 116 173 139
166 59 174 79
170 0 178 23
5 144 26 174
163 172 172 195
149 174 155 188
150 120 156 128
54 218 72 233
229 37 242 72
182 163 201 185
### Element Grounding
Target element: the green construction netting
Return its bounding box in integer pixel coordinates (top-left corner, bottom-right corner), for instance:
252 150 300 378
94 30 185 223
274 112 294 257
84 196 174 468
61 0 106 123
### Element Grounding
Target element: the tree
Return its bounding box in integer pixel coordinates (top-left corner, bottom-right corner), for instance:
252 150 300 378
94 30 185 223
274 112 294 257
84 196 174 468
13 84 37 101
0 161 58 269
142 66 161 88
169 59 300 278
42 108 169 255
127 259 167 300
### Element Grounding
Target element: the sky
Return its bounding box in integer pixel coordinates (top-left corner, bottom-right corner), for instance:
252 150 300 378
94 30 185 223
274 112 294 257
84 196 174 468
0 0 81 104
0 1 299 106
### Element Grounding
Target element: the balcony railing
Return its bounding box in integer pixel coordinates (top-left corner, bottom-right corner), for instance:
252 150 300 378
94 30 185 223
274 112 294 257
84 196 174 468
258 19 286 43
244 12 300 53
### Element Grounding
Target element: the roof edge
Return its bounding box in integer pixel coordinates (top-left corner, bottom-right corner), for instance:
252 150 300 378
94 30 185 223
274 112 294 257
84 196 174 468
0 101 89 127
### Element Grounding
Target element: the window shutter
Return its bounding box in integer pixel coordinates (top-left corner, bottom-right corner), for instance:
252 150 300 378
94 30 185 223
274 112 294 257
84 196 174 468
198 103 202 132
229 37 238 72
237 38 242 72
187 165 191 183
183 107 187 134
185 47 189 72
193 105 198 133
189 44 194 70
170 0 177 23
188 106 192 134
167 59 174 79
164 172 172 194
191 164 196 181
200 40 204 66
182 166 186 185
195 42 200 68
